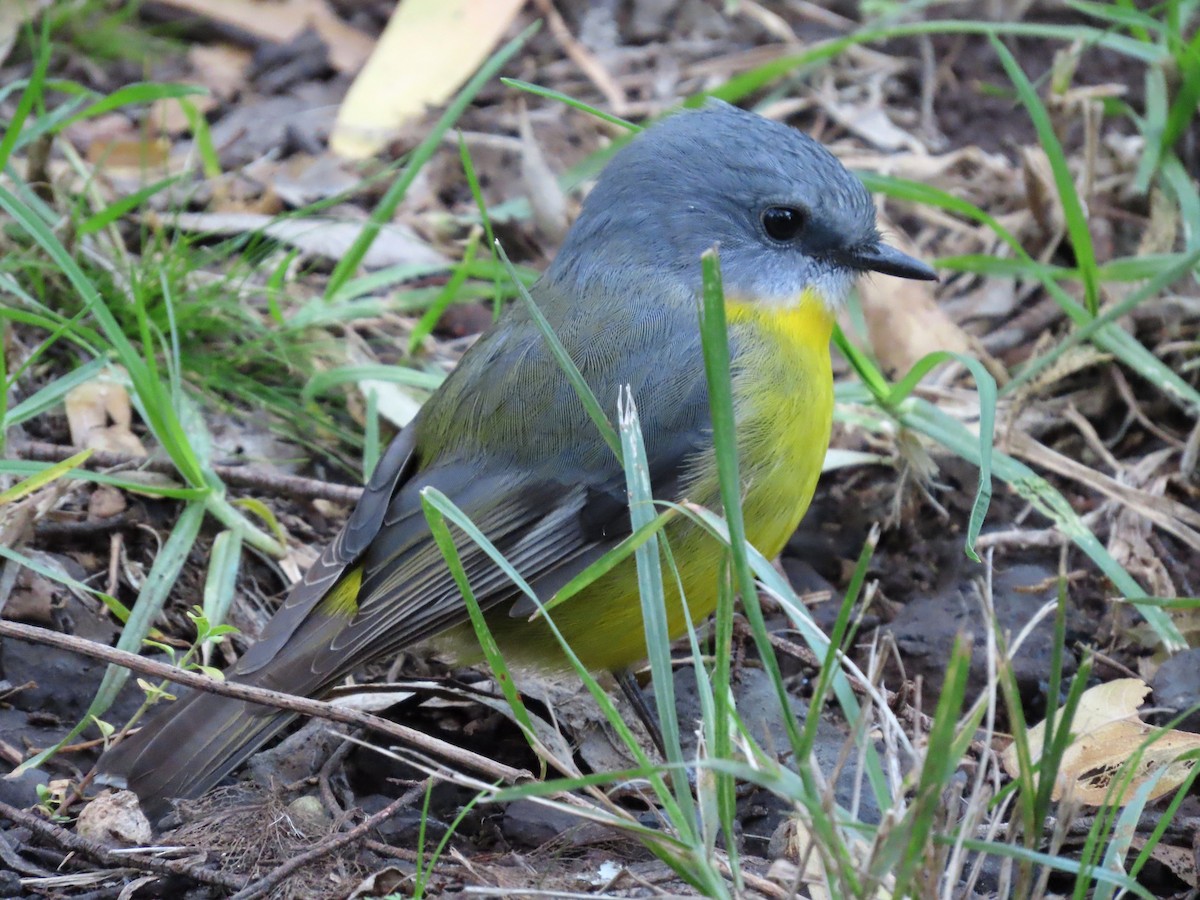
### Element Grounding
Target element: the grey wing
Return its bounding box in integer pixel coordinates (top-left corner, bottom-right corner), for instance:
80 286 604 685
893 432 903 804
232 425 419 676
235 278 712 685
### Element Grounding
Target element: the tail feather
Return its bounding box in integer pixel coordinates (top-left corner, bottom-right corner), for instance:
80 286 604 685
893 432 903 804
96 689 295 820
96 575 363 818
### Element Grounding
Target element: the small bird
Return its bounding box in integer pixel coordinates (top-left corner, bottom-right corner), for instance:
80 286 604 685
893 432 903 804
97 101 936 817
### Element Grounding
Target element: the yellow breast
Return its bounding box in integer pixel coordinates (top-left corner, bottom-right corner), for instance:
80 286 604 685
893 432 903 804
471 290 835 673
718 290 835 558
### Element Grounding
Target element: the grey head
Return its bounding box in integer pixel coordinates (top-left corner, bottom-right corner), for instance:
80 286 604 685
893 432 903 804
546 100 935 310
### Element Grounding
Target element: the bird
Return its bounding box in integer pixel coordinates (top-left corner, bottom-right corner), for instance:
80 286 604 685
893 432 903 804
95 100 936 818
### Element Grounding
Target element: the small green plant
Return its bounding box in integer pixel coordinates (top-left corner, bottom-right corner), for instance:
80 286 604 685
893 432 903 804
35 782 70 823
102 606 243 745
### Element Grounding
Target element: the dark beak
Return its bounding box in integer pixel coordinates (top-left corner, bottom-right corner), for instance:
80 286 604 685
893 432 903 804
837 242 938 281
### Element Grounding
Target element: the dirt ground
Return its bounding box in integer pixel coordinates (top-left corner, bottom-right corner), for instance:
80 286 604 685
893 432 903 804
2 1 1199 898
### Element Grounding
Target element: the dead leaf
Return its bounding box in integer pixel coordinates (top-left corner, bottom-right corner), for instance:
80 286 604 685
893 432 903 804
1129 835 1198 888
0 0 51 67
331 0 527 159
3 566 57 625
1022 145 1064 237
518 101 568 243
357 376 426 429
1002 678 1200 806
1007 432 1200 559
86 135 172 174
266 153 363 208
828 102 924 153
149 94 217 136
856 273 972 376
64 380 147 456
346 866 408 899
151 0 371 73
165 211 448 270
188 43 253 101
854 218 997 378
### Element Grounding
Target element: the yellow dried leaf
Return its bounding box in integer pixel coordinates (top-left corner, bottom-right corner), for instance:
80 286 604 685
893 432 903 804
1003 678 1200 806
331 0 526 159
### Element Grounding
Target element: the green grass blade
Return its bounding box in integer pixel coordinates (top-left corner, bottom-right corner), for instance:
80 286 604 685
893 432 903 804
877 637 972 890
0 34 50 173
3 357 110 428
540 509 677 614
0 184 207 485
301 365 444 404
697 250 747 859
200 529 243 635
456 132 503 319
833 323 890 402
78 176 179 236
500 78 641 131
710 21 1160 105
952 837 1155 899
698 251 860 889
859 173 1200 415
325 22 539 300
671 501 892 810
59 82 206 128
417 488 678 801
886 350 996 561
1005 247 1200 399
618 390 696 821
420 494 538 756
892 392 1186 648
0 449 91 505
1066 0 1166 32
408 226 481 353
495 241 621 459
797 529 876 761
1161 152 1200 253
992 36 1100 316
0 460 204 500
16 499 208 772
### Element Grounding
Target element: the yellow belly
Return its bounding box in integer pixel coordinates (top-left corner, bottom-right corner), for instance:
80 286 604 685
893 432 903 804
478 294 835 672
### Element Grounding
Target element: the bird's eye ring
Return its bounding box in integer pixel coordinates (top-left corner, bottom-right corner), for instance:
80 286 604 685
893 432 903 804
761 206 807 242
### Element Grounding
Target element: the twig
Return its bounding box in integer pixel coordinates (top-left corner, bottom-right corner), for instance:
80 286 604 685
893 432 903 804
317 738 355 816
530 0 629 115
974 526 1072 550
363 838 420 862
0 620 529 787
34 513 137 539
1006 430 1200 551
12 441 364 506
1084 646 1139 679
0 827 51 877
228 781 427 900
1110 366 1186 450
0 799 246 891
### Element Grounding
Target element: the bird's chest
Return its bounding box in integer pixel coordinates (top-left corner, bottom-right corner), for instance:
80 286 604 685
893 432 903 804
719 299 835 557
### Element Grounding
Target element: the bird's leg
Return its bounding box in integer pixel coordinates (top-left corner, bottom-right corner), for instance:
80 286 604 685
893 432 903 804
615 669 667 760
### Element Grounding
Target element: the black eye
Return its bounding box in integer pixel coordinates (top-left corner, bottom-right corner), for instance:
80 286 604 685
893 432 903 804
761 206 807 242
